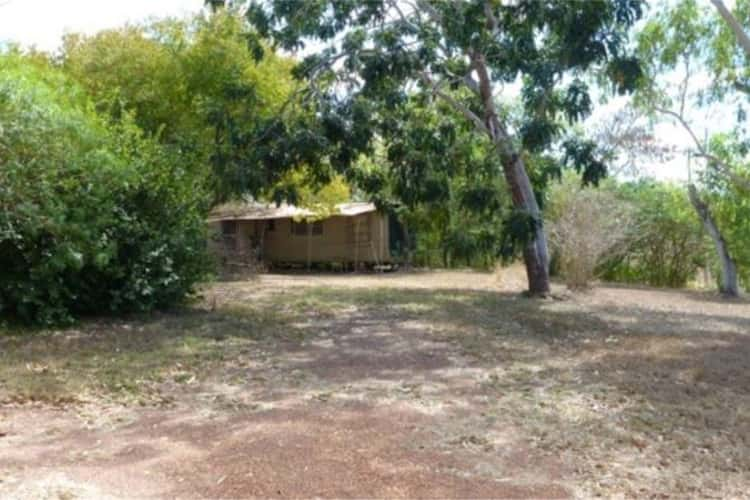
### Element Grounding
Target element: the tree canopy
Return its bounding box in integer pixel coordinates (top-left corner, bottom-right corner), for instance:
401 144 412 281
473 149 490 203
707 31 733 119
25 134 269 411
634 0 750 295
61 9 300 203
241 0 646 294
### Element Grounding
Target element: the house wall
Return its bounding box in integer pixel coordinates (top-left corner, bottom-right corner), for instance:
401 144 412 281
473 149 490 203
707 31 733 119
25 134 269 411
207 219 257 257
208 211 392 265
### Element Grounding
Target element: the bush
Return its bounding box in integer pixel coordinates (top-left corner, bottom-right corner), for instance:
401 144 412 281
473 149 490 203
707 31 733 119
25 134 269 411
599 181 709 288
547 176 633 289
0 53 211 325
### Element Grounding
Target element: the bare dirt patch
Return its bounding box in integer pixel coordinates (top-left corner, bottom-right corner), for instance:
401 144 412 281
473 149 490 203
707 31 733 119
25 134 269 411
1 268 749 498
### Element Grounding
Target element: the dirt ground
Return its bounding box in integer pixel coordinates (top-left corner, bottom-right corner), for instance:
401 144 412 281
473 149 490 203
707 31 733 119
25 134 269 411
1 268 749 499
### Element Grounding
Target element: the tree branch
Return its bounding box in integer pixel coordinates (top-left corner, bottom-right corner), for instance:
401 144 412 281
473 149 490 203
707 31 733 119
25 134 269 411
415 0 442 24
470 50 512 148
678 58 690 117
733 80 750 95
711 0 750 58
655 106 750 191
387 0 420 33
483 0 500 37
462 74 480 95
419 72 489 135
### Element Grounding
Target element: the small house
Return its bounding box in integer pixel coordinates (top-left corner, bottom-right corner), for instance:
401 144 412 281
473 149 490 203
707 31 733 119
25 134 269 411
208 201 400 270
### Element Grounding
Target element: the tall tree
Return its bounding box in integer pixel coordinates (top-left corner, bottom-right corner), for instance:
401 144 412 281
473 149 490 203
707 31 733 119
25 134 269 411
703 134 750 287
637 0 745 295
243 0 644 295
61 10 298 203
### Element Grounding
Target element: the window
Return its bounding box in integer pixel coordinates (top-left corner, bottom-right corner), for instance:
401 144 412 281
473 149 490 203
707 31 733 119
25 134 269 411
220 220 238 250
266 220 275 232
291 220 323 236
221 220 238 236
291 221 305 236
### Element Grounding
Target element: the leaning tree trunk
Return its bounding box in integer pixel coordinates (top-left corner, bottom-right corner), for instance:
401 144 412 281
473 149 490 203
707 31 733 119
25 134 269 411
471 52 551 295
688 184 739 296
711 0 750 59
502 154 551 295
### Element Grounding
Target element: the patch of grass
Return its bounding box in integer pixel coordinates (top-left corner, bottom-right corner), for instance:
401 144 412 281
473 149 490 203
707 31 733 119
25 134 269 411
3 272 750 499
0 304 307 405
0 284 504 405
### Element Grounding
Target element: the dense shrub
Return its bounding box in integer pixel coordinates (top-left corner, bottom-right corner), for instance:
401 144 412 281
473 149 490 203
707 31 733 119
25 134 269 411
599 181 709 288
0 54 211 325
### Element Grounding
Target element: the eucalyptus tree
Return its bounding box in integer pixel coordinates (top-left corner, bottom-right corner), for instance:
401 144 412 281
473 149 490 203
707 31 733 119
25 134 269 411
637 0 748 295
706 134 750 287
243 0 645 295
637 0 750 190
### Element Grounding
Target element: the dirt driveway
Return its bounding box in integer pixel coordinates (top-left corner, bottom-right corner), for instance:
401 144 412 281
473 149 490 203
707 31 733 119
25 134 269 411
1 269 749 498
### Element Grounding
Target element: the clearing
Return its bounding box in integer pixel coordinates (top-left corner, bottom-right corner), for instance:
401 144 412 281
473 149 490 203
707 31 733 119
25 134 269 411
1 269 749 498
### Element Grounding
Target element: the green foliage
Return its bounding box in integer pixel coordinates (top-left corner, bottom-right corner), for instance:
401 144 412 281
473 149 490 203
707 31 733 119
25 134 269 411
347 100 513 268
61 10 298 203
598 181 709 288
634 0 732 118
270 167 351 220
634 0 750 292
702 0 750 101
560 138 609 186
0 53 211 325
635 0 750 186
243 0 645 269
704 135 750 285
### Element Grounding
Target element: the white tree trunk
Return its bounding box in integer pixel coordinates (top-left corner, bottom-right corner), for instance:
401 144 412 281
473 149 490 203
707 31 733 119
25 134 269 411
472 52 551 295
688 184 739 296
711 0 750 58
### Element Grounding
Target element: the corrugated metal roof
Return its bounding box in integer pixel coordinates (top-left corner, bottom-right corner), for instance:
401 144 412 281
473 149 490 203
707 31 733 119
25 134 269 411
336 202 379 216
208 201 376 222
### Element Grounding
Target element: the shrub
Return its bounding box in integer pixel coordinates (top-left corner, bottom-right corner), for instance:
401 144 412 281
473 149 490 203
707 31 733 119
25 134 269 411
0 53 211 325
599 181 709 288
547 176 633 289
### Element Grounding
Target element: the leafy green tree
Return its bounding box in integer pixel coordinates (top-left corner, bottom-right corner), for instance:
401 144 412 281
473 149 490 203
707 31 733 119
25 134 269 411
636 0 745 295
637 0 750 191
711 0 750 54
269 167 352 219
0 53 210 324
61 26 188 143
349 98 557 269
61 10 298 203
243 0 645 295
708 0 750 105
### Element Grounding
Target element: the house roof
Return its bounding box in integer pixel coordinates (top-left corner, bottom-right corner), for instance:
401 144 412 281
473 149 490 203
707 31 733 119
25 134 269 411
208 201 377 222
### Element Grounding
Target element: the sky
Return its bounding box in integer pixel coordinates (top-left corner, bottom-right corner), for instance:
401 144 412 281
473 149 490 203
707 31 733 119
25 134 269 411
0 0 732 183
0 0 206 52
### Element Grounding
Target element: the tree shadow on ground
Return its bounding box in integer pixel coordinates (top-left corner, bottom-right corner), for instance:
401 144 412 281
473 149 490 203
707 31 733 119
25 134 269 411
251 285 750 497
2 280 749 496
3 283 748 403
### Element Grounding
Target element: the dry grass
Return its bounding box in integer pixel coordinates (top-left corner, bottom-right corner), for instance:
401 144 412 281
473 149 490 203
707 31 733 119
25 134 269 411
1 268 749 498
